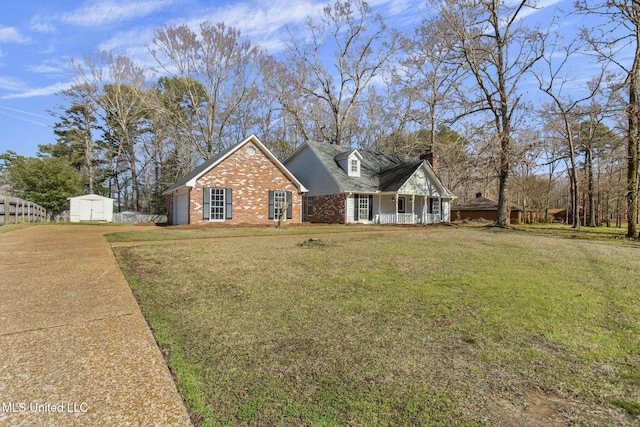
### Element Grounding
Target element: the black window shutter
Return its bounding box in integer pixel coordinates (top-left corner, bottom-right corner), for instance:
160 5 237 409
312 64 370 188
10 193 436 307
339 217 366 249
203 188 210 220
368 195 373 221
268 190 275 219
225 188 233 219
353 194 359 221
286 191 293 219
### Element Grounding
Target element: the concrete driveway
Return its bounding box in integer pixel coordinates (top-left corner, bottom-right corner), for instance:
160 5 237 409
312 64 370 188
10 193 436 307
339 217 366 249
0 225 192 426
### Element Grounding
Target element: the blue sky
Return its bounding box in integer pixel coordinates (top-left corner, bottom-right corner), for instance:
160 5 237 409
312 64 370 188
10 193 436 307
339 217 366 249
0 0 590 157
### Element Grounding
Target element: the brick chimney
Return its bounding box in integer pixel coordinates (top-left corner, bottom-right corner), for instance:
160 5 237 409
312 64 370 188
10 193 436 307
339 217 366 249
420 152 437 173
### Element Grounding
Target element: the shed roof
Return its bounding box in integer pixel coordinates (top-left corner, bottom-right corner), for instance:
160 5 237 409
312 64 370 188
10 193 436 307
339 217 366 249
67 193 114 201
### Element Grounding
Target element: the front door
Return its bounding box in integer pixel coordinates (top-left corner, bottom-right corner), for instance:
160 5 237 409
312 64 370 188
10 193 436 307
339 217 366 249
431 199 441 222
353 194 373 222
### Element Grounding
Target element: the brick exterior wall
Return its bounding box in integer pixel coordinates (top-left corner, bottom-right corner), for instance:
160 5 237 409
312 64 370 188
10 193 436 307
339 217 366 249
304 194 346 223
188 141 302 225
452 209 527 225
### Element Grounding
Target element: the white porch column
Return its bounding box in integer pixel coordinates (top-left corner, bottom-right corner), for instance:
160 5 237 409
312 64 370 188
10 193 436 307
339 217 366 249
395 194 398 223
423 197 427 224
438 196 442 222
411 194 415 224
377 194 381 224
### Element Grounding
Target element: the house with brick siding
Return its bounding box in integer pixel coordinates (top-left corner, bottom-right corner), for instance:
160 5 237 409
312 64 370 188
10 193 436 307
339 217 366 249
451 192 538 224
163 135 307 225
283 141 455 224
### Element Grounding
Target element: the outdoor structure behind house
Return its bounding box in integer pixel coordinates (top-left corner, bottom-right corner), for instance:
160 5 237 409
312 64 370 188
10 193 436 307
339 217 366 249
68 194 114 222
451 193 537 224
284 141 455 224
163 135 307 226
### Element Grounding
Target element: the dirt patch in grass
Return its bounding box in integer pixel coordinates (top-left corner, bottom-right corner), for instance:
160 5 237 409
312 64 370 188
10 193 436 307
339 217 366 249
115 228 640 426
296 237 330 249
489 388 627 427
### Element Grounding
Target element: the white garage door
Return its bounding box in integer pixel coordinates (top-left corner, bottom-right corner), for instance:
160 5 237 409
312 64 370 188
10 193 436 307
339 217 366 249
175 192 189 225
79 200 104 221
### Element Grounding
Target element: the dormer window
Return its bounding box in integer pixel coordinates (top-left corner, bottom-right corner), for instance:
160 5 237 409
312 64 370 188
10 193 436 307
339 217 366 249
348 156 361 177
336 149 363 177
350 159 359 174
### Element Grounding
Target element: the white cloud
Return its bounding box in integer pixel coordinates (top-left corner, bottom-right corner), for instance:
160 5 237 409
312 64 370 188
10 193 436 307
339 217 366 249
0 26 31 44
178 0 327 53
60 0 175 27
97 0 324 62
1 81 72 100
27 59 70 77
0 76 28 92
29 16 57 34
511 0 565 22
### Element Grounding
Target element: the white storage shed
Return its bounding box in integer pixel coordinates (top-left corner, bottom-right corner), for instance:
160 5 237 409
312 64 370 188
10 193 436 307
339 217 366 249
68 194 114 222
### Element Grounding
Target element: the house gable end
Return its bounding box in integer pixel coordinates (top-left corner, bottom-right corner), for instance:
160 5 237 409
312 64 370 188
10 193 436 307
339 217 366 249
397 166 440 196
404 162 454 198
164 135 306 195
284 143 343 196
190 138 303 225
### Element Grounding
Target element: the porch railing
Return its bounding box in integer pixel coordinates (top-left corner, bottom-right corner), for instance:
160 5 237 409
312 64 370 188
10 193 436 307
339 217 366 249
376 213 442 224
423 213 441 224
377 213 416 224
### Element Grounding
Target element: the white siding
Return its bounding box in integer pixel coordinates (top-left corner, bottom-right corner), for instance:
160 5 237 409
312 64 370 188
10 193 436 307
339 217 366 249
346 195 354 222
69 194 113 222
442 200 450 222
284 146 341 196
398 168 439 196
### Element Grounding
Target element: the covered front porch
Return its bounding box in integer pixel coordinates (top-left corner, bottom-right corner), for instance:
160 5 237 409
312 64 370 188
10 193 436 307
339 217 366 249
348 193 449 225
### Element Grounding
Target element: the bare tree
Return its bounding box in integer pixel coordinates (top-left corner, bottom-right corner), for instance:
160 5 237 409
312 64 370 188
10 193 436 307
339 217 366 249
435 0 546 226
577 0 640 238
281 0 398 146
101 54 148 211
71 52 149 210
399 14 466 156
535 39 605 229
150 22 263 159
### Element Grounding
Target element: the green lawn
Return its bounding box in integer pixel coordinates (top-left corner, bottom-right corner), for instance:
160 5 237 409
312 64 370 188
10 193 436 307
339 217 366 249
0 223 32 234
105 224 382 243
114 226 640 426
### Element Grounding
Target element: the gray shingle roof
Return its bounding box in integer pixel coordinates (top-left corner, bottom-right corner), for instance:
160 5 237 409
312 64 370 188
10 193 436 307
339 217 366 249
163 143 237 194
452 196 529 212
305 141 454 197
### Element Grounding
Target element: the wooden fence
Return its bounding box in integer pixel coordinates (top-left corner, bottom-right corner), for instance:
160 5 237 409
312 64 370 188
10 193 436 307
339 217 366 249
0 195 47 224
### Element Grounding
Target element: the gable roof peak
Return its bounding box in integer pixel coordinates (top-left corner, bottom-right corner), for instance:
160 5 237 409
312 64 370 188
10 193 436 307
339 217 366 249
334 148 363 161
163 135 307 195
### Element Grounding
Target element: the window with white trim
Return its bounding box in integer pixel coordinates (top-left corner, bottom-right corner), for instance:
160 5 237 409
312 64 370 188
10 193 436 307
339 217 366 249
348 157 360 177
274 190 287 220
306 197 314 216
210 188 225 221
358 195 369 221
431 199 440 215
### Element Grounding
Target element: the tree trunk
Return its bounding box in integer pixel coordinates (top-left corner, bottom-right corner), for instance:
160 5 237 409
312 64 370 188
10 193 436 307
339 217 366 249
628 5 640 238
568 138 580 229
585 146 596 226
